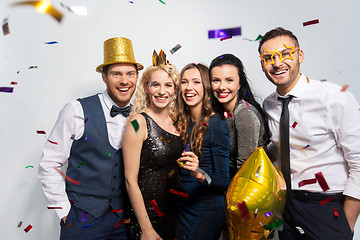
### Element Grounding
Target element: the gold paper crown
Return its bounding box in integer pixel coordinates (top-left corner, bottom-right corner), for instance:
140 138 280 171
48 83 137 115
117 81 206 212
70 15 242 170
96 37 144 73
152 50 167 66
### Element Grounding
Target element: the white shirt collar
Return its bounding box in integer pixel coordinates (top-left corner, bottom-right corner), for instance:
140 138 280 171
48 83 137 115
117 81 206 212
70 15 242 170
102 90 130 110
275 73 309 99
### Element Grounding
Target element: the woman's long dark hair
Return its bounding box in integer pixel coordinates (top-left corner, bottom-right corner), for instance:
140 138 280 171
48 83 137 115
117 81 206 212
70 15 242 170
209 53 270 140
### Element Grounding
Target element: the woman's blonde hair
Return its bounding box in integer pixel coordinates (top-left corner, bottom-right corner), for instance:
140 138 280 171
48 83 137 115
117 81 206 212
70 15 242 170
130 64 180 120
175 63 213 156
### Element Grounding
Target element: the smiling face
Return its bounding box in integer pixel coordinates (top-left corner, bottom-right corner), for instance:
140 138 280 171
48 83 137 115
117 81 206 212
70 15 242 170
210 64 240 112
147 69 175 110
180 68 204 110
260 35 304 95
102 63 138 107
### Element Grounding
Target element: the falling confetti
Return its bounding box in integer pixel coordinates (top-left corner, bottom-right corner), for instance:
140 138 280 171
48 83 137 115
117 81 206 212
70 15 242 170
170 44 181 54
298 178 317 188
10 81 17 85
12 0 63 22
296 226 305 234
303 19 319 27
199 122 209 127
54 167 80 185
340 84 349 92
208 26 241 39
0 87 13 93
129 1 134 3
47 206 62 209
196 167 212 185
169 189 189 198
303 144 310 149
110 209 122 213
2 18 10 35
160 136 170 144
60 2 87 15
319 197 336 206
158 0 166 4
48 139 58 145
315 172 329 191
131 119 139 133
114 219 125 228
85 137 91 141
81 224 91 230
243 34 263 42
333 207 339 217
292 122 298 128
17 221 23 227
77 160 87 168
82 213 87 222
36 130 46 135
150 199 165 217
29 66 38 69
25 165 34 168
45 41 58 44
106 151 111 157
24 224 32 233
64 223 74 229
264 211 273 217
220 36 232 41
70 134 76 140
148 81 159 91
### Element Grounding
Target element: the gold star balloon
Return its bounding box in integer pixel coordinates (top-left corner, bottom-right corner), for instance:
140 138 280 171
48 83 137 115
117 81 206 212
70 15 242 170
11 0 63 22
226 147 286 240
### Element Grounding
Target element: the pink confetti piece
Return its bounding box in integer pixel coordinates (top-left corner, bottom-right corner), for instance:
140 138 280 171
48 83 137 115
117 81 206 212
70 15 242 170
47 206 62 209
169 189 189 198
333 208 339 217
292 122 298 128
303 19 319 27
54 167 80 185
237 201 250 222
224 111 233 119
319 197 336 206
243 100 250 109
340 85 349 92
114 219 125 228
150 199 165 217
24 224 32 233
315 172 329 192
298 178 317 188
199 122 209 127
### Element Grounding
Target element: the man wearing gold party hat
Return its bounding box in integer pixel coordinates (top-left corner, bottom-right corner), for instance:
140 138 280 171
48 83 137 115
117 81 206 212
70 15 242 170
38 37 143 239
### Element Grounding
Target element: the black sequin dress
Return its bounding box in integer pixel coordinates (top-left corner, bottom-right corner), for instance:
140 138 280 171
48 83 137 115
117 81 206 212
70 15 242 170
127 112 184 240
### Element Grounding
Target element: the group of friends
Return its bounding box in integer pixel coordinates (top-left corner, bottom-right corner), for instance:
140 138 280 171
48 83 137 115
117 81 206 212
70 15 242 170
38 27 360 240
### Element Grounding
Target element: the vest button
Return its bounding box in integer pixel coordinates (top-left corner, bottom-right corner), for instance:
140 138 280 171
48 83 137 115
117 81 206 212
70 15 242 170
115 163 118 167
113 175 116 179
112 187 115 191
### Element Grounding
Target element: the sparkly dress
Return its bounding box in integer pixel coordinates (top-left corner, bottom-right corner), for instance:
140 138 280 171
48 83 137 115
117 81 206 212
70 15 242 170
127 112 183 240
174 114 230 240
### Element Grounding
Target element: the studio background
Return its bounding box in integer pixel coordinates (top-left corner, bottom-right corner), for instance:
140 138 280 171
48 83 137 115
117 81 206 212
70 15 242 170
0 0 359 239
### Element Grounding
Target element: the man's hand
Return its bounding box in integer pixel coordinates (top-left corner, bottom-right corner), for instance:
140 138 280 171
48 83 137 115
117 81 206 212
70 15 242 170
343 196 360 232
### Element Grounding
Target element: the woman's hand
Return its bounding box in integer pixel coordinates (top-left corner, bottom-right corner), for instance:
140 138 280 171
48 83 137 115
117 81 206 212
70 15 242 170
177 151 205 183
140 228 163 240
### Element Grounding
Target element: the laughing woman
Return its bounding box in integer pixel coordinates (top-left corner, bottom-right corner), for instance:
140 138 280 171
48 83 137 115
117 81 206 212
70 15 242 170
122 51 183 240
174 63 230 240
209 54 270 178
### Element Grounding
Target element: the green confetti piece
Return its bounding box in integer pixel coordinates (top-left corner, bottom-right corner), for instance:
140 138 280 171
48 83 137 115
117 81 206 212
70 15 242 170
263 218 284 230
243 34 263 42
106 151 111 157
77 161 87 168
25 165 33 168
173 118 179 126
131 120 139 133
158 0 166 4
212 91 219 99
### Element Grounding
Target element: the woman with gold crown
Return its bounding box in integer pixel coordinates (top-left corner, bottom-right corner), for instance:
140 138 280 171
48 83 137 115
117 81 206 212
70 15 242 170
122 50 184 240
173 63 230 240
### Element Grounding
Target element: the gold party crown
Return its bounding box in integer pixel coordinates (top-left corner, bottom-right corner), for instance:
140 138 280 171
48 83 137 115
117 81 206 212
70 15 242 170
152 50 167 66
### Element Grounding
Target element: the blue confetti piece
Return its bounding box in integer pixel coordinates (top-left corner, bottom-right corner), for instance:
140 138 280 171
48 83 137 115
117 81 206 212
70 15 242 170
0 87 13 93
81 224 91 230
208 26 241 39
85 137 91 141
45 41 58 44
264 211 273 217
303 144 310 149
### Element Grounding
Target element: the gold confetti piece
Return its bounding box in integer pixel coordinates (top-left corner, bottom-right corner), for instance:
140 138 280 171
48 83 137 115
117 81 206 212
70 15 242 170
176 159 184 168
17 221 23 227
12 0 63 23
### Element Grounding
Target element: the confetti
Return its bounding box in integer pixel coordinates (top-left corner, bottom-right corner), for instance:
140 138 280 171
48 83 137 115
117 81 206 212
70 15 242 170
303 19 319 27
148 81 159 91
184 144 190 152
84 117 88 124
173 118 178 126
208 26 241 39
298 178 317 188
11 81 17 85
2 18 10 35
110 209 122 213
303 144 310 149
114 219 125 228
333 207 338 217
47 206 62 209
54 167 80 185
17 221 23 227
131 119 139 133
340 84 348 92
70 134 76 140
320 79 327 82
170 44 181 54
29 66 38 69
82 213 87 222
169 189 189 198
25 165 33 168
237 201 250 222
85 137 91 141
176 159 185 168
315 172 329 192
263 218 284 230
292 122 298 128
199 122 208 127
254 208 258 219
160 136 170 144
45 41 58 44
77 160 87 168
243 34 263 42
264 211 273 217
48 139 58 145
12 0 63 23
296 226 305 234
158 0 166 4
81 224 91 230
64 223 74 229
212 91 219 99
0 87 13 93
106 151 111 157
220 36 232 41
319 197 336 206
129 1 134 3
36 130 46 135
150 199 165 217
243 100 250 109
24 224 32 233
224 111 234 119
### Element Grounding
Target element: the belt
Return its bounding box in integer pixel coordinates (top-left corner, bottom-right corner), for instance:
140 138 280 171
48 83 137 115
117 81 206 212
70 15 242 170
291 190 343 202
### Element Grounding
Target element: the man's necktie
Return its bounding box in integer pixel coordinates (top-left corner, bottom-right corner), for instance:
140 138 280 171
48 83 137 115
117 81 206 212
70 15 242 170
278 96 293 203
110 105 131 118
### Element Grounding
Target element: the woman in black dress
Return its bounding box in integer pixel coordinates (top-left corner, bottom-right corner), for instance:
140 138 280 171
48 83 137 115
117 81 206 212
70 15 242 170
122 51 185 240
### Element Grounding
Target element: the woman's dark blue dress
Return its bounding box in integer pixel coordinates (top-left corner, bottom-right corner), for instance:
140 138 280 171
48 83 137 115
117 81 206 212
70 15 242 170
174 114 230 240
